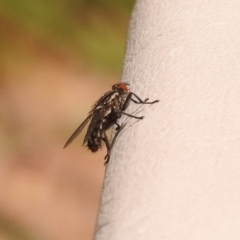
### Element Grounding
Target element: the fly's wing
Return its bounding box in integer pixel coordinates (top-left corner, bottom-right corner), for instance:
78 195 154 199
64 114 93 148
82 108 103 145
82 91 115 145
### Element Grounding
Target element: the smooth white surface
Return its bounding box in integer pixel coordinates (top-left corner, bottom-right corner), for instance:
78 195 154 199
94 0 240 239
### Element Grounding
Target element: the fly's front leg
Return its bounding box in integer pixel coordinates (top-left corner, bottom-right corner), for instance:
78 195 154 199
120 93 145 119
130 92 159 104
122 92 159 111
122 92 132 111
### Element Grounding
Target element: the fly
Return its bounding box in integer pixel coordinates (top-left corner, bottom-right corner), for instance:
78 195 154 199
64 83 159 165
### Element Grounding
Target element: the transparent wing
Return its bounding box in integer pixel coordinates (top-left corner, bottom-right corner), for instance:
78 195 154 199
64 114 93 148
82 109 103 145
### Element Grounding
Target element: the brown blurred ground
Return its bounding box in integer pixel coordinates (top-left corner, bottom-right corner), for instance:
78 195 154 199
0 1 134 239
0 55 119 239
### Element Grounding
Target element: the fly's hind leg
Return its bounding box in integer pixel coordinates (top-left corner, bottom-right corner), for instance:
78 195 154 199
115 122 121 131
103 124 126 166
102 132 111 166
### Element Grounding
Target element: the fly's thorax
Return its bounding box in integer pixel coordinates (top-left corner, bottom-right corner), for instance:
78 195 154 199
108 92 119 102
101 92 121 117
115 94 128 111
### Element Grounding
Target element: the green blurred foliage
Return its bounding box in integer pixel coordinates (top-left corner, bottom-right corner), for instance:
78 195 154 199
0 214 41 240
0 0 135 74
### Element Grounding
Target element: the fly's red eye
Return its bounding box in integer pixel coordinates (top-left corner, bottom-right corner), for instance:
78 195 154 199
118 83 128 92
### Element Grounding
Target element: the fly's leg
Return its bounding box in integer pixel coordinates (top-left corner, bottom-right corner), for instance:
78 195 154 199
110 109 143 121
102 133 110 151
120 111 144 120
130 92 159 105
103 124 126 166
115 122 121 131
122 92 159 111
104 154 110 166
122 93 132 111
102 132 111 165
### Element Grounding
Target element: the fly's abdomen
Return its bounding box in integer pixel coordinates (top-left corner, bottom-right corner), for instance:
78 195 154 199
87 130 102 152
87 137 101 152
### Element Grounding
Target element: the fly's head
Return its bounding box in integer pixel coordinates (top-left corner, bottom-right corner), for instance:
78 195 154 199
112 83 130 96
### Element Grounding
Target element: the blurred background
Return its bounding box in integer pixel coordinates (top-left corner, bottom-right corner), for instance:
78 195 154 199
0 0 135 239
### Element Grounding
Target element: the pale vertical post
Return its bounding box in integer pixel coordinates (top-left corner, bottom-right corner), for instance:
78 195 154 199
95 0 240 239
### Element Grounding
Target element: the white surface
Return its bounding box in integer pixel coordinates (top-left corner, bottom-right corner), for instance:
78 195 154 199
94 0 240 239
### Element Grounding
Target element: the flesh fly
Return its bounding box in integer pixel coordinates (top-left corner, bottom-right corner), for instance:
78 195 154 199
64 83 159 165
